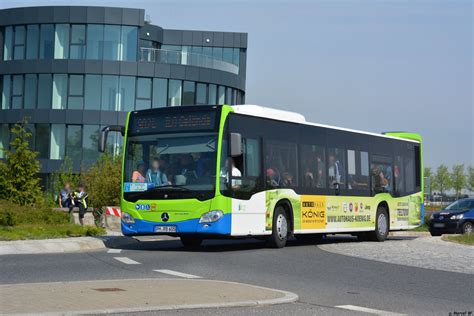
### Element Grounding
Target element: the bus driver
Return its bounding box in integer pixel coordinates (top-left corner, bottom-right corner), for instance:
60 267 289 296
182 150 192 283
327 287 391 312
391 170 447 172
220 157 242 189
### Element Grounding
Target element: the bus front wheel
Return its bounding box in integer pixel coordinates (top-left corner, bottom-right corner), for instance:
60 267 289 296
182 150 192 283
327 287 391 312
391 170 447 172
267 206 289 248
180 236 203 248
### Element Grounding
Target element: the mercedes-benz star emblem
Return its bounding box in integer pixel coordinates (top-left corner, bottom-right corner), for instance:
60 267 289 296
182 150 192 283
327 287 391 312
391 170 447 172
161 212 169 222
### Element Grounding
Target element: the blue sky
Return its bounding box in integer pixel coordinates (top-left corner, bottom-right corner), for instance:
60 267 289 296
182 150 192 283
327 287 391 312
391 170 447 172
2 0 472 169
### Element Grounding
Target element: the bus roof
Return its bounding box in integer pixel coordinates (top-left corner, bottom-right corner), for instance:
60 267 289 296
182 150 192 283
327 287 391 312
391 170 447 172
231 104 420 144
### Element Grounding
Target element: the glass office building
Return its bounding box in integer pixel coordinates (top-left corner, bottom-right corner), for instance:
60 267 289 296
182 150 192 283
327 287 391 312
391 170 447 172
0 6 247 184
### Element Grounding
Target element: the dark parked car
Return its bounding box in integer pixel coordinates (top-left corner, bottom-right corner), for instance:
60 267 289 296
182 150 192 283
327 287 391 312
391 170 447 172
429 198 474 236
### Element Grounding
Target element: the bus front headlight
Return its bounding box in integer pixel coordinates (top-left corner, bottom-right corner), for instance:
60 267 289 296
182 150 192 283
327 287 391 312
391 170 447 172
199 210 224 223
122 212 135 224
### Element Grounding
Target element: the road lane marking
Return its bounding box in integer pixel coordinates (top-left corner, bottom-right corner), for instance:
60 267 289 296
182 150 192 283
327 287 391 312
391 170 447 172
153 269 201 279
107 249 122 254
114 257 141 265
336 305 406 316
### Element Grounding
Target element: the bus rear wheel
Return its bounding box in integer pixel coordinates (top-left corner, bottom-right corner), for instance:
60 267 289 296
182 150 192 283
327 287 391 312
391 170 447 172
267 206 289 248
180 236 203 248
369 206 389 242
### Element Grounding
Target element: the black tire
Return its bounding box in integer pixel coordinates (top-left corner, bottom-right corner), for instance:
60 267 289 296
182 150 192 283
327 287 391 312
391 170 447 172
368 206 389 242
180 236 203 248
295 234 323 244
461 221 473 235
429 231 442 237
267 206 289 248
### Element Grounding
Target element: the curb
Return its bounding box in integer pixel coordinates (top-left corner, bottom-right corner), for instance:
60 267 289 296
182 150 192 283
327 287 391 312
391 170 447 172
389 231 431 237
0 236 138 256
3 278 299 315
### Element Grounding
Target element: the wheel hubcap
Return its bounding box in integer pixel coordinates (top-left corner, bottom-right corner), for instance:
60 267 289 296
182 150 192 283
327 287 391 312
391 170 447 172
465 223 473 234
276 214 288 240
377 213 387 236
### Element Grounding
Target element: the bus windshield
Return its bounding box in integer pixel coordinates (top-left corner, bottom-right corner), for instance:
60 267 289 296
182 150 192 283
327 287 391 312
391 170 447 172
123 132 218 201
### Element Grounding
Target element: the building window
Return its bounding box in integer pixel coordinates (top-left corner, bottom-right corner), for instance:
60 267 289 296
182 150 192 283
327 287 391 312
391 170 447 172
0 124 10 159
101 75 119 111
24 74 37 109
182 81 195 105
119 76 136 111
38 74 53 109
217 86 225 105
226 87 232 104
86 24 104 60
50 124 65 159
121 26 138 61
52 74 67 109
3 26 13 61
25 124 35 151
82 125 100 166
40 24 55 59
70 24 86 59
213 47 223 60
208 84 217 105
152 78 167 108
68 75 84 109
223 48 233 65
233 48 240 67
84 75 102 110
11 75 24 109
36 124 50 159
54 24 69 59
13 25 26 60
168 79 182 106
66 125 82 164
2 75 11 109
136 77 152 110
26 25 39 60
103 25 121 60
196 83 207 105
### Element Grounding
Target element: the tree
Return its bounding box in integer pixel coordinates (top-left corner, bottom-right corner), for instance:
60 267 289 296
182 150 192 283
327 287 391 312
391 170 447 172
0 118 43 206
424 167 433 194
432 165 452 201
450 165 466 199
81 153 121 212
467 166 474 192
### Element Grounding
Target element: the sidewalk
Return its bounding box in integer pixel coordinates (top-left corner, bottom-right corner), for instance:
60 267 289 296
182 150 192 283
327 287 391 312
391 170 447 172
0 235 137 255
0 278 298 315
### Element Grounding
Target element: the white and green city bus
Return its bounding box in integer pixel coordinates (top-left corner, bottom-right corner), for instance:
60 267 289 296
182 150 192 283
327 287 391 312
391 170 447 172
99 105 423 248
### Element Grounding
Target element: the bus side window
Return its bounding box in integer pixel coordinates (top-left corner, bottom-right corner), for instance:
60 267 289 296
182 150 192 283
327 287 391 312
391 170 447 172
231 137 262 198
265 140 298 189
394 155 405 196
371 156 393 195
347 150 369 190
300 144 326 189
327 148 346 189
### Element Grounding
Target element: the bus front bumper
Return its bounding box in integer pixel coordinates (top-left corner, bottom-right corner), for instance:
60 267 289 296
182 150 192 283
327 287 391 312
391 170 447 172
121 214 232 236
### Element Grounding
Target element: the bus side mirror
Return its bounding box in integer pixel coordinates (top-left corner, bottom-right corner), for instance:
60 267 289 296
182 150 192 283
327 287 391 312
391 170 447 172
99 125 125 153
230 132 242 157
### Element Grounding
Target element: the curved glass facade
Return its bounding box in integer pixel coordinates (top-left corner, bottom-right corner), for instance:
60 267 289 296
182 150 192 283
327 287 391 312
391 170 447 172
3 24 138 62
1 74 243 110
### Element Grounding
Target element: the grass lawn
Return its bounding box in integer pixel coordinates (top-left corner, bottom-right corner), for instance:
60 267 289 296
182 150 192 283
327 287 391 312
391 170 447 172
0 224 105 241
442 234 474 246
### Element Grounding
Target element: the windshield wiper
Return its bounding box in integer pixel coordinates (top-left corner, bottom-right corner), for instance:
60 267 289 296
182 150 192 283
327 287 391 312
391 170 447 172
148 184 192 192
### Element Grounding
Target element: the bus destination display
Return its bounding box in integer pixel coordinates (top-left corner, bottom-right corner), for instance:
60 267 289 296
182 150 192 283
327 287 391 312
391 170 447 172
131 111 216 134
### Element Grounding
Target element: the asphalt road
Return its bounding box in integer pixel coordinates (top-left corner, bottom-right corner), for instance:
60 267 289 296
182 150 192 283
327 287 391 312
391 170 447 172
1 236 473 315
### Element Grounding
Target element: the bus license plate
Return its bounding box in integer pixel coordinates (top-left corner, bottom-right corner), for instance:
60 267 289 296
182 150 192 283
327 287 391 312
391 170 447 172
433 223 445 228
155 226 177 233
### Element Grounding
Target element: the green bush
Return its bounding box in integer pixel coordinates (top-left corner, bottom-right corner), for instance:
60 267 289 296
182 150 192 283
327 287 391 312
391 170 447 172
0 200 69 226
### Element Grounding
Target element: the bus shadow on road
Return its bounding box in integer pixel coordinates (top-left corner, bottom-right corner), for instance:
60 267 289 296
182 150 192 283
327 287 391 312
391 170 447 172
104 235 417 253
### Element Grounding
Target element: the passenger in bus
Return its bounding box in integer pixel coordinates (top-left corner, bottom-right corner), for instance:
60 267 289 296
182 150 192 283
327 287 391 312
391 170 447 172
303 155 325 188
132 161 146 183
328 154 345 188
220 157 242 189
266 168 280 187
281 172 295 188
146 158 169 187
179 154 197 179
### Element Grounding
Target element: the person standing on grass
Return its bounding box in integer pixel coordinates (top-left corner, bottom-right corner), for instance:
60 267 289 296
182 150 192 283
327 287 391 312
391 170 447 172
69 184 89 226
59 182 72 208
